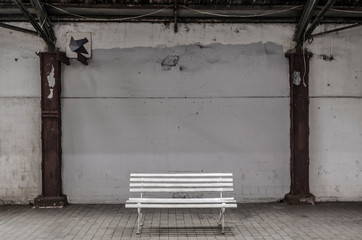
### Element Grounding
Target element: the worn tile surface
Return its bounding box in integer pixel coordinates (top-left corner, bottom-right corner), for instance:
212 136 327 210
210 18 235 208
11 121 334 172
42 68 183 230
0 203 362 239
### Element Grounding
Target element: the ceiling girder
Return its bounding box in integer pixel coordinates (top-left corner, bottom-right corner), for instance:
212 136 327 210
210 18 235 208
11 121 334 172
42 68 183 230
293 0 319 47
2 4 362 24
0 22 38 36
11 0 55 50
311 22 361 38
30 0 56 43
303 0 336 44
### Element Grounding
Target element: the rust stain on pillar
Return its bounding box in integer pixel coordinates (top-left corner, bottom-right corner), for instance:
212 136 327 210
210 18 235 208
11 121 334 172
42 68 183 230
34 52 67 208
285 49 315 205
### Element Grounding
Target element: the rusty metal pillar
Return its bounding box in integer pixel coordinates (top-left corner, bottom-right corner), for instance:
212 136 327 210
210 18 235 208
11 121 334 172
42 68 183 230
284 49 315 205
34 52 68 208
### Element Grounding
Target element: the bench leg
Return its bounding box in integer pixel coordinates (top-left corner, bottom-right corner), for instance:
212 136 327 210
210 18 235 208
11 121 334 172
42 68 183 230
140 211 143 226
220 208 225 234
218 209 222 226
137 208 142 234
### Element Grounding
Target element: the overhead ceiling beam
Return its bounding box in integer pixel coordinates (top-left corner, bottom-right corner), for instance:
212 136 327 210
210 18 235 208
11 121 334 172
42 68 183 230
0 22 38 36
11 0 55 50
303 0 336 42
311 22 361 38
30 0 56 44
293 0 319 48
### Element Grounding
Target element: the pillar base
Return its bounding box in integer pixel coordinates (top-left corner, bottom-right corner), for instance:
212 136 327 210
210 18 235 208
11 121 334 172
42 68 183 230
34 195 68 208
284 193 315 205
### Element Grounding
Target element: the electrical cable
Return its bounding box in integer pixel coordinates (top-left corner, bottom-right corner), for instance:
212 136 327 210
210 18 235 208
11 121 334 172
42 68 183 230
181 5 302 18
302 31 307 87
329 8 362 14
44 3 302 20
44 3 172 21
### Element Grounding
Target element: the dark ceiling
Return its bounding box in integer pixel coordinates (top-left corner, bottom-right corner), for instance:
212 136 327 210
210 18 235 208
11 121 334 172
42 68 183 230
1 0 362 51
0 0 361 5
1 0 362 23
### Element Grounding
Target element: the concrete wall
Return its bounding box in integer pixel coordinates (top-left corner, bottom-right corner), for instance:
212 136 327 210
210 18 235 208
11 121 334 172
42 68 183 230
0 23 45 204
1 22 361 204
55 23 292 203
308 25 362 201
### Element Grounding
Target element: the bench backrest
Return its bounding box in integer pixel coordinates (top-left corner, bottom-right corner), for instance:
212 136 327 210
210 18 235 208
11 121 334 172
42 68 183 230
130 173 233 196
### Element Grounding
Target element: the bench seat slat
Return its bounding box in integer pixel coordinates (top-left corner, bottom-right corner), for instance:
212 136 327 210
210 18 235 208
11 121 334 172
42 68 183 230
131 173 232 177
126 203 237 208
130 188 234 192
127 198 236 203
130 183 233 187
130 178 233 182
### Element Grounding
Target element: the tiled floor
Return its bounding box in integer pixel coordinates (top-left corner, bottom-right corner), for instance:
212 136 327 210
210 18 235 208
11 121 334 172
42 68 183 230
0 202 362 240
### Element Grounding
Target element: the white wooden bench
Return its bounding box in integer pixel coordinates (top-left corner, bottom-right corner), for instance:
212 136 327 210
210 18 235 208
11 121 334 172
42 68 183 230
125 173 237 234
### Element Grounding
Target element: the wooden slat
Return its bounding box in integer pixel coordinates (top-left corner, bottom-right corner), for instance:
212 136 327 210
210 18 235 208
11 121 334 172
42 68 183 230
130 178 233 182
127 198 236 203
130 173 232 177
125 203 238 208
130 183 233 187
130 188 234 192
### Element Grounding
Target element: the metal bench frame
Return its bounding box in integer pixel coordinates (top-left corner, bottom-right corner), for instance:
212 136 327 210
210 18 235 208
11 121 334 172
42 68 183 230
125 173 237 234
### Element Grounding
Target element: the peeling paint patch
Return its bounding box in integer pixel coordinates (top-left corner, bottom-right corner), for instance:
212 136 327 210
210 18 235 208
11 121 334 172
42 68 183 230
293 71 301 86
47 65 55 99
48 89 54 99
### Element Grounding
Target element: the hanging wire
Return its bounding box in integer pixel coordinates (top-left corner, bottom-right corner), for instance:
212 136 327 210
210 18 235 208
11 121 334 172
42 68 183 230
302 31 307 87
180 5 302 18
44 3 173 21
329 8 362 14
44 3 302 20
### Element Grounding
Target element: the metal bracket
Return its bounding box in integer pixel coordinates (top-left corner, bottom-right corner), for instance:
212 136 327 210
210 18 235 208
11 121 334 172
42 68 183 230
57 52 70 65
76 52 88 65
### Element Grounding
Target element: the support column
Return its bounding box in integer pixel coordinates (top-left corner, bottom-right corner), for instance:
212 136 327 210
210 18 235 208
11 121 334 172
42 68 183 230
34 52 67 208
284 49 315 205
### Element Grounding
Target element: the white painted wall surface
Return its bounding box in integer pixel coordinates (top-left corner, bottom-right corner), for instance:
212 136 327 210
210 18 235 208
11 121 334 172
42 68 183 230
308 25 362 201
56 23 292 203
0 24 44 203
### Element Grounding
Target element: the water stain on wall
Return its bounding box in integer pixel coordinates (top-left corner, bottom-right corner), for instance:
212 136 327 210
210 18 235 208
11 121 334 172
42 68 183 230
62 42 287 98
61 42 291 203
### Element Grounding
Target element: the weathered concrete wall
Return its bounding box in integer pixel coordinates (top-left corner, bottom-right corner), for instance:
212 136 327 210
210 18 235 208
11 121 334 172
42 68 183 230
0 23 44 204
1 22 361 204
308 25 362 201
55 23 292 203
